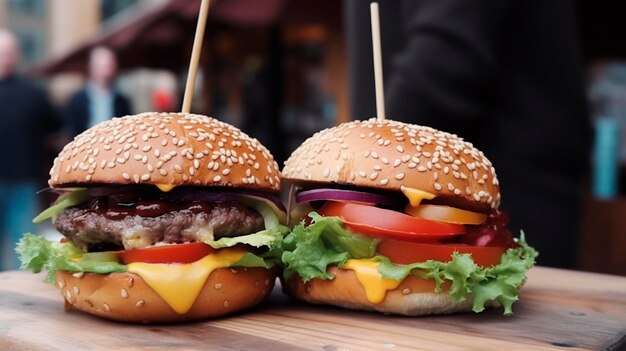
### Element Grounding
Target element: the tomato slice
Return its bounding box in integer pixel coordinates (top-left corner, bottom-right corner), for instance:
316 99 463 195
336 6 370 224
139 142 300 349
404 204 487 225
377 239 505 267
117 242 216 264
318 201 465 241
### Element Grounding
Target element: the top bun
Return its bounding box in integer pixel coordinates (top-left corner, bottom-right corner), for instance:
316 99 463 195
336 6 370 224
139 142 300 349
49 112 281 192
283 119 500 211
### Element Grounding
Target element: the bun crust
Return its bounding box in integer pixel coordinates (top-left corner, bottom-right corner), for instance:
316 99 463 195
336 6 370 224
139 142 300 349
56 267 276 323
49 112 281 192
283 267 492 316
283 119 500 211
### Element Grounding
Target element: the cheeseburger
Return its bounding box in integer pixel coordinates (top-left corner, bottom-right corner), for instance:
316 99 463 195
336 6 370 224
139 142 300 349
17 112 288 323
281 118 537 316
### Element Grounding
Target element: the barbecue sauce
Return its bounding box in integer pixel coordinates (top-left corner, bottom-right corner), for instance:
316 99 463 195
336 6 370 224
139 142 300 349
87 198 214 220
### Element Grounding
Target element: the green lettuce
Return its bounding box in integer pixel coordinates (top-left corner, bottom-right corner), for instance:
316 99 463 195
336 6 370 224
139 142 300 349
32 189 89 223
282 212 378 280
16 234 127 283
280 213 538 315
16 231 280 283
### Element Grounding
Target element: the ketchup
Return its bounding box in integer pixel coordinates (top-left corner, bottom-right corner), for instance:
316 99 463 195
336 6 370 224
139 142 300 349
461 209 519 249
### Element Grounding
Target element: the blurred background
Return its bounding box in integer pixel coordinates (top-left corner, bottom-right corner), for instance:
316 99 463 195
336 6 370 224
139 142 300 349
0 0 624 274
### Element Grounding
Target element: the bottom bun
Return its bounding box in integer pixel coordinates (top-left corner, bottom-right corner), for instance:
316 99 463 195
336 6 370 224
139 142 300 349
56 267 276 323
283 267 495 316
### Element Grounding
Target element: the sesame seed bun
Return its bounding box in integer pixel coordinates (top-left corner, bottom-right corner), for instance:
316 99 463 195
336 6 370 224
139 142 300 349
283 268 496 316
283 118 500 212
49 112 281 192
56 268 276 323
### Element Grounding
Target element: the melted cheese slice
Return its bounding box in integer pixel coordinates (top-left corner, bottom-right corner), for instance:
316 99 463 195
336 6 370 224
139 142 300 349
127 248 245 314
155 184 176 192
342 259 401 304
401 186 436 207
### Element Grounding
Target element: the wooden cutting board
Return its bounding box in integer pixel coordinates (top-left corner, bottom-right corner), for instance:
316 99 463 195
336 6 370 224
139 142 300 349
1 267 625 351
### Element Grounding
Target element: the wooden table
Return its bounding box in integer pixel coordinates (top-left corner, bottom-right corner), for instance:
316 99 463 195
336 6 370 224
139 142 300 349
1 267 625 351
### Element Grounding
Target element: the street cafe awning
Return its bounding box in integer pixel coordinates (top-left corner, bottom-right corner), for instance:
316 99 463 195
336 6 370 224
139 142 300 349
29 0 285 75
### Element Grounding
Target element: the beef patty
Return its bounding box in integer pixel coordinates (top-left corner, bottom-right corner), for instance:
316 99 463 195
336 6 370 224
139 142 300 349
55 201 264 251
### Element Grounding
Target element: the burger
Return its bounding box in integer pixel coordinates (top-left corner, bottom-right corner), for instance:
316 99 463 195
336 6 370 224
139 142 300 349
17 112 288 323
280 118 537 316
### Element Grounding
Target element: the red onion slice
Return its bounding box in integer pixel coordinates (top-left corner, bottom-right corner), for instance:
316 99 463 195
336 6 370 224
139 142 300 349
296 188 396 207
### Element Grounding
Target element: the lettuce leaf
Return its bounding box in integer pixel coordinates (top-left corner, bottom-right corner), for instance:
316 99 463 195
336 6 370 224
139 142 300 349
280 213 538 315
16 234 127 283
282 212 378 281
32 189 89 223
16 233 280 283
207 198 288 267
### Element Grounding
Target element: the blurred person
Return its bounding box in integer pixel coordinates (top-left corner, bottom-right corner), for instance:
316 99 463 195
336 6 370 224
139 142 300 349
0 29 61 270
63 46 132 136
346 1 590 268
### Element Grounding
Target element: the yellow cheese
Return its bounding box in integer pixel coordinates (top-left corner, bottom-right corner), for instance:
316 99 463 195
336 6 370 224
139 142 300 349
342 259 401 304
127 249 245 314
401 186 436 207
155 184 176 192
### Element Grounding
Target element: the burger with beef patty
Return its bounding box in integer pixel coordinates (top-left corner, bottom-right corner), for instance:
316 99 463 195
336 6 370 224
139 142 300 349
280 118 537 316
17 112 288 323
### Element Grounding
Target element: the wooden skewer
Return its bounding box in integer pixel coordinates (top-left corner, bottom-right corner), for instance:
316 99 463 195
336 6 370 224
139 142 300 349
370 2 385 121
181 0 211 114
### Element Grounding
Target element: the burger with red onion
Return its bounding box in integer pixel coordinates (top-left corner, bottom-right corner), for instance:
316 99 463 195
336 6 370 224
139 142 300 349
280 119 537 316
17 112 288 323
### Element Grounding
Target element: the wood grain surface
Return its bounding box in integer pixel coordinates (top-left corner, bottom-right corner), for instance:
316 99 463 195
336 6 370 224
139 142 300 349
1 267 625 351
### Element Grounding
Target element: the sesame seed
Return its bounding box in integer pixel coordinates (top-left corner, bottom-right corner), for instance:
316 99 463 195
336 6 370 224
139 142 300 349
121 289 128 298
434 183 442 191
380 178 389 185
369 172 379 180
395 173 405 180
103 303 111 312
136 300 145 308
213 175 221 182
402 288 411 295
122 173 130 180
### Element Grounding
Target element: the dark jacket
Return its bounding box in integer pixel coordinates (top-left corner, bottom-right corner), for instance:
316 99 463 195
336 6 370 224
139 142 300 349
0 76 61 181
63 87 132 137
346 0 591 268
